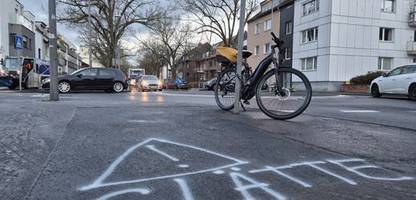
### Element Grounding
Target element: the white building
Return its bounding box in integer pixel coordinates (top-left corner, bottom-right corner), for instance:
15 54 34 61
0 0 35 62
34 21 49 62
292 0 416 91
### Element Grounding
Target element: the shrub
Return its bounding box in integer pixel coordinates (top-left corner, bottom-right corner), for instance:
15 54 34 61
350 71 384 85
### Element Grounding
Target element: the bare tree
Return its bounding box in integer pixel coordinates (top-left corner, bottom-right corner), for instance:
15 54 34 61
58 0 163 67
178 0 258 47
139 17 195 79
138 45 167 77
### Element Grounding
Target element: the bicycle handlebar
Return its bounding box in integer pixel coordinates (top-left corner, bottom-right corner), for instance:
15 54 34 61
271 32 284 50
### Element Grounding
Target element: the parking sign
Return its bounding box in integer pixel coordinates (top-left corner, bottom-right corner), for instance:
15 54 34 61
15 35 23 49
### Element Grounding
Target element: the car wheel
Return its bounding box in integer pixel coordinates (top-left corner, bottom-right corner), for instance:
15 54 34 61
409 84 416 101
371 84 381 98
58 81 71 93
112 82 124 93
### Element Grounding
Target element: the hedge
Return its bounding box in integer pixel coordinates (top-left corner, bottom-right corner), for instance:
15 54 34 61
350 71 384 85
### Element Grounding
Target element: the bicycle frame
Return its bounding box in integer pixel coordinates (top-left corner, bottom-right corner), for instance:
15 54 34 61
241 46 283 101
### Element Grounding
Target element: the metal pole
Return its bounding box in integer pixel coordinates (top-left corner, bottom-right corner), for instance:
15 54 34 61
88 0 93 68
233 0 246 114
49 0 59 101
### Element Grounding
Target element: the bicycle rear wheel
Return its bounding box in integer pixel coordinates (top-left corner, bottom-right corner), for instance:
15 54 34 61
214 68 237 111
256 68 312 120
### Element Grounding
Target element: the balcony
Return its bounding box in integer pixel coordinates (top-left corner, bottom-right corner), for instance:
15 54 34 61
407 41 416 55
409 11 416 27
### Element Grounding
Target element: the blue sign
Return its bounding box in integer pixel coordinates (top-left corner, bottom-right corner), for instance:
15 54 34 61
15 35 23 49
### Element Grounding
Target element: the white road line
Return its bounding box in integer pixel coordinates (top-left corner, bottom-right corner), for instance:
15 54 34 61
340 110 380 113
157 92 350 99
128 120 165 123
146 145 179 162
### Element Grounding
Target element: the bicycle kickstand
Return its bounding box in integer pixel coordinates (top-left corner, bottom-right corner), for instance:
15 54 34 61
240 101 247 112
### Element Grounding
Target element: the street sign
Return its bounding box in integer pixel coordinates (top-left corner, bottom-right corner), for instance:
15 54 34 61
15 35 23 49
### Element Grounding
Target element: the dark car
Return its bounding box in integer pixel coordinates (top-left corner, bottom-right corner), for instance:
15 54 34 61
42 68 127 93
203 78 217 90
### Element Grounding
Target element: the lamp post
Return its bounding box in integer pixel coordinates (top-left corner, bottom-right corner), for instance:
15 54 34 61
234 0 246 113
88 0 93 68
48 0 59 101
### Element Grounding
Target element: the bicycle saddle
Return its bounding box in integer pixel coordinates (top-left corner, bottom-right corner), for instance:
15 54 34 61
216 47 252 64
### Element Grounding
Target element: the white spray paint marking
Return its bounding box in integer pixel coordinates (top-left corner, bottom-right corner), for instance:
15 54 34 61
146 145 179 162
250 161 357 186
258 166 312 188
214 170 225 175
174 178 195 200
97 188 151 200
178 164 190 168
79 138 247 191
231 167 241 171
327 159 414 181
340 110 380 113
230 172 287 200
128 120 166 123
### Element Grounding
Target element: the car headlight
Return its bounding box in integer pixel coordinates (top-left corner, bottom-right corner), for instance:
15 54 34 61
42 78 50 84
142 81 149 86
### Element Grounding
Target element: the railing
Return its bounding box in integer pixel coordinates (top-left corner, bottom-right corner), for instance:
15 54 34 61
406 41 416 54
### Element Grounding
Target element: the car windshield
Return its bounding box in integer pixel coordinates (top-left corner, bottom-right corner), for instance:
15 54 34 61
142 76 158 80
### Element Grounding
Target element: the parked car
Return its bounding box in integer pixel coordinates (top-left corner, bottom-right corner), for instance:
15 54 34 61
203 78 217 90
163 78 189 90
42 67 128 93
164 79 176 89
370 64 416 100
175 77 189 90
138 75 163 92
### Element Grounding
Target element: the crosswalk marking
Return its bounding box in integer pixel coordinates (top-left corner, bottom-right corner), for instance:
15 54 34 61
340 110 379 113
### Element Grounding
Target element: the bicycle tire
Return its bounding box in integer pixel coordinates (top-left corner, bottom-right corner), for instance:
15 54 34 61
214 68 237 111
256 68 312 120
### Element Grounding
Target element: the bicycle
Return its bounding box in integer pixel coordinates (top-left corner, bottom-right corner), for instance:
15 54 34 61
214 32 312 120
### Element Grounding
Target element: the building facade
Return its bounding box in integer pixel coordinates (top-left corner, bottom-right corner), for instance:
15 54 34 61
34 21 49 62
57 35 83 74
292 0 416 91
247 0 281 68
0 0 36 62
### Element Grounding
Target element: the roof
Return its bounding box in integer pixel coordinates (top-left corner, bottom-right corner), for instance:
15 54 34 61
247 0 294 23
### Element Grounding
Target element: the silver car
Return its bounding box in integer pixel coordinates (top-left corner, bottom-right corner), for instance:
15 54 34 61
138 75 163 92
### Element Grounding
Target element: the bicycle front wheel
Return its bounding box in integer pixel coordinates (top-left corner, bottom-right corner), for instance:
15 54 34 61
256 68 312 120
214 68 237 111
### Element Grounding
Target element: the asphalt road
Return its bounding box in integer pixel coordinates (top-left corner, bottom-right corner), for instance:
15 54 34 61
0 89 415 200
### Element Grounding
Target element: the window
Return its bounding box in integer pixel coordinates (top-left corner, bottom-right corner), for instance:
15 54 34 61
99 69 114 76
285 21 293 35
23 36 28 49
255 23 261 34
303 0 319 16
378 57 393 70
77 68 98 76
264 43 271 54
255 45 260 55
38 48 41 59
284 48 292 60
388 67 403 76
381 0 395 12
379 28 393 41
407 65 416 73
301 57 317 71
264 19 272 31
302 27 318 43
